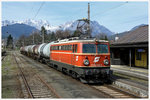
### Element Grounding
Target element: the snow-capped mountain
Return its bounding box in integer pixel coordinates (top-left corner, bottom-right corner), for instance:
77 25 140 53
130 24 147 31
2 20 18 26
2 23 38 39
47 20 114 36
90 21 114 36
2 19 114 36
108 24 148 41
2 19 50 30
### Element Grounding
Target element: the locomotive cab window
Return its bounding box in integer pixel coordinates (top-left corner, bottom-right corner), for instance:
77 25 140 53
82 44 96 53
82 43 108 53
97 44 108 53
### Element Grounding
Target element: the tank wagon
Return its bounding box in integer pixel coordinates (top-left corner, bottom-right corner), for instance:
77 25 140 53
20 38 112 83
20 47 24 54
33 45 40 60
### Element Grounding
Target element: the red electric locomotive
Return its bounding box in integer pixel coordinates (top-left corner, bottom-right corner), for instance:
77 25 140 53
50 38 112 83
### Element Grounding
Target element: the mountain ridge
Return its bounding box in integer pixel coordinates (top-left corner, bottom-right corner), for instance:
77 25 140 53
2 19 146 40
2 23 38 39
108 24 148 41
2 19 114 37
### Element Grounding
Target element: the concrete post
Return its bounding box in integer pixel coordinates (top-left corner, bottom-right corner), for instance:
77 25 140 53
129 49 132 68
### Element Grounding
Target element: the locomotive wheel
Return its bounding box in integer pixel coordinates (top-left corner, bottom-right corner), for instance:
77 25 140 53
79 78 88 83
71 71 77 79
105 78 113 84
62 68 68 75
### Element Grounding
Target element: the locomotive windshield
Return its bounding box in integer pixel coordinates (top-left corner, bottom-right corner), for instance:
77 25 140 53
83 44 96 53
82 44 108 53
97 44 108 53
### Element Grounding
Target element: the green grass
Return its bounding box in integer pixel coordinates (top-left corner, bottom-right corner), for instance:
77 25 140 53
2 87 14 98
2 56 10 75
2 53 16 98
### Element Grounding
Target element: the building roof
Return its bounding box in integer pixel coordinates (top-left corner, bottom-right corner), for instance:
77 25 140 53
111 25 148 45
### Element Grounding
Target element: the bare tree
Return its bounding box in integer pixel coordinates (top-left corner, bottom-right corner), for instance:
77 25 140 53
16 34 26 48
55 29 71 39
95 33 108 40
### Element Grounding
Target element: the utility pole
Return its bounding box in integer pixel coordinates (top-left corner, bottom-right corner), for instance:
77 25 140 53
22 41 24 47
32 32 35 44
88 3 91 37
41 26 46 43
42 31 44 43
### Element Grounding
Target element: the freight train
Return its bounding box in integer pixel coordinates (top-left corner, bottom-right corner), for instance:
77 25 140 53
20 37 112 83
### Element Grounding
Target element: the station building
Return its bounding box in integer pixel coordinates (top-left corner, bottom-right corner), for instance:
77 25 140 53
110 25 148 68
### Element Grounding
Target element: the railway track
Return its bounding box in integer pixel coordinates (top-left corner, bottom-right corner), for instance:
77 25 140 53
67 78 139 98
13 52 60 98
64 72 140 98
61 71 140 98
2 56 6 61
18 52 141 98
91 85 139 98
14 54 34 98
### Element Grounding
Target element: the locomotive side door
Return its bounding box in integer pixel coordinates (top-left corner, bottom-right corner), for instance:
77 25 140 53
72 44 78 66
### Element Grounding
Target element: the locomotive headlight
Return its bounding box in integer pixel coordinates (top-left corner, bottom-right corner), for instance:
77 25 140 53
84 59 90 66
104 59 109 65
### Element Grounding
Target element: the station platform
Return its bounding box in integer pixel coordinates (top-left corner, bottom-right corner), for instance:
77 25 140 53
110 65 148 80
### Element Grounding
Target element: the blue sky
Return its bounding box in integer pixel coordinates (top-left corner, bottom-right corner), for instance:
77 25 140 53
2 1 148 33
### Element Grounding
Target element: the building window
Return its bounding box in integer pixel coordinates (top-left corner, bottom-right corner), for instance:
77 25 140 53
136 51 141 60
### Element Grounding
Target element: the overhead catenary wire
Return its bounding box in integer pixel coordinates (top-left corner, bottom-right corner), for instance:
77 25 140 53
33 2 45 19
90 1 147 29
27 3 35 19
120 16 148 24
29 2 45 44
91 1 128 18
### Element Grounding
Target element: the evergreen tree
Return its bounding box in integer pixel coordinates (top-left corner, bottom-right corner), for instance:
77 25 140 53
41 26 47 35
51 32 56 41
104 35 108 40
41 26 47 43
7 34 13 49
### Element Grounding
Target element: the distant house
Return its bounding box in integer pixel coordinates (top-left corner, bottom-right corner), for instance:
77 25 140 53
110 25 148 68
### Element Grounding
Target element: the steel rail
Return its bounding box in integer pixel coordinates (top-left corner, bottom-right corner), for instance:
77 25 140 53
92 84 140 98
20 52 140 98
13 54 34 98
104 85 140 98
19 53 61 98
2 56 6 61
36 74 61 98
